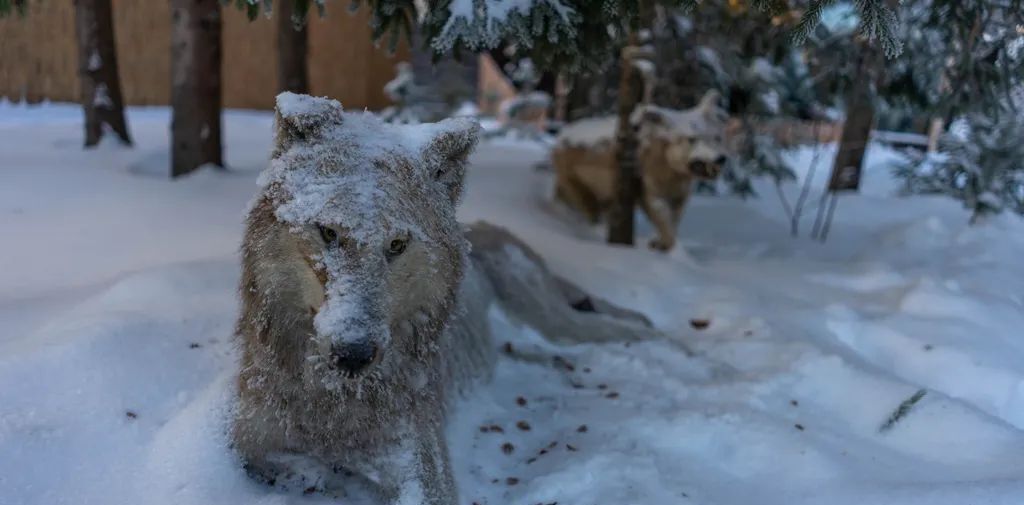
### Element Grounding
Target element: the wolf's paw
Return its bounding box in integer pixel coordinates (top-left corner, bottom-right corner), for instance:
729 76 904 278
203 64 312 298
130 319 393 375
648 237 675 251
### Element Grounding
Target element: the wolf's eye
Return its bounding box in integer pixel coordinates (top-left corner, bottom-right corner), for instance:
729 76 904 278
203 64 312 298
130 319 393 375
317 224 338 244
386 238 407 258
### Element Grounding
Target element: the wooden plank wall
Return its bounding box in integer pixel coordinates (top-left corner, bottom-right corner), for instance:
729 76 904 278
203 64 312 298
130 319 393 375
0 1 407 110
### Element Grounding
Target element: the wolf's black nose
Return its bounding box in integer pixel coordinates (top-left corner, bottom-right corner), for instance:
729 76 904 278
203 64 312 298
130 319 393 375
715 155 727 165
330 342 378 374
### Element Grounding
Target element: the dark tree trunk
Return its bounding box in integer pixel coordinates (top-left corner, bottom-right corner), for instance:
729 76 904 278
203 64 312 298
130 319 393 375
74 0 131 147
607 2 653 246
606 34 644 245
276 0 309 94
827 0 899 192
828 46 883 192
170 0 222 178
828 83 875 191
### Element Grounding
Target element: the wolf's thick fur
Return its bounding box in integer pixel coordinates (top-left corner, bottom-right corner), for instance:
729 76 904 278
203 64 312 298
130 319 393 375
232 93 661 505
553 91 729 250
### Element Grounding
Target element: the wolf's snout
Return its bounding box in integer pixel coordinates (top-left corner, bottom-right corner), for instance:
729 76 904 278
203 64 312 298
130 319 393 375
691 157 725 179
329 341 379 375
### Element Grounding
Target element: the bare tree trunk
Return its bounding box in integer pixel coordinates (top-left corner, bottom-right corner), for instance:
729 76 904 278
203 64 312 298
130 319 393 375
170 0 222 178
828 85 875 191
826 0 901 193
607 1 657 246
276 0 309 94
74 0 131 147
827 46 882 192
606 32 643 245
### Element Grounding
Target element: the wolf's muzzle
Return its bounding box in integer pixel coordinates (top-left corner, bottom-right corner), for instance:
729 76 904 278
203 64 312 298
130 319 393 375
691 156 726 179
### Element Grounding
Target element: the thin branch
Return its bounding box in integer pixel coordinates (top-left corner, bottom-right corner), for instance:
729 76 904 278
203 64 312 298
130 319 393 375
775 180 795 221
810 189 830 239
791 121 823 237
818 192 839 242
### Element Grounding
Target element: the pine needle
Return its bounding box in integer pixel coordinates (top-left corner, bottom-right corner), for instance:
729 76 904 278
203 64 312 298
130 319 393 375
879 389 927 433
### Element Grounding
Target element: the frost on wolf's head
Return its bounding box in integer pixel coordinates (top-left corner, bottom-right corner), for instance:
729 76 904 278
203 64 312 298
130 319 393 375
247 92 481 387
262 92 480 243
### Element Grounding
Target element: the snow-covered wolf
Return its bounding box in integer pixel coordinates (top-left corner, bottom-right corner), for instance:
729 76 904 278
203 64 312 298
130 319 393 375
552 91 730 251
232 93 661 504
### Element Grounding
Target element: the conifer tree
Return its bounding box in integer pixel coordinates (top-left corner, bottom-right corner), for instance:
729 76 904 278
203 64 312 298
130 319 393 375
896 112 1024 223
889 0 1024 222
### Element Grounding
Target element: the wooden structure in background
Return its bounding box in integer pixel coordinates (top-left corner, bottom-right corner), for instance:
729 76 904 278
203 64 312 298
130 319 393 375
0 1 405 110
477 54 515 116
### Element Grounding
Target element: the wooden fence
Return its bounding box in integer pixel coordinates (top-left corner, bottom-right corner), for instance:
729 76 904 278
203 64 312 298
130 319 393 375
0 1 406 110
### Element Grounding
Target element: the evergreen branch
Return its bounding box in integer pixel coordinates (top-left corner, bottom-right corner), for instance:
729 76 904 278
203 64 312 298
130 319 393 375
879 389 927 433
675 0 699 13
750 0 789 16
794 0 902 57
854 0 903 57
792 0 838 47
0 0 27 18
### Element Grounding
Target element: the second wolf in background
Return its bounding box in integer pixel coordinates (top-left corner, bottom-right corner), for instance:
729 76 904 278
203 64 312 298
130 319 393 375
552 91 730 251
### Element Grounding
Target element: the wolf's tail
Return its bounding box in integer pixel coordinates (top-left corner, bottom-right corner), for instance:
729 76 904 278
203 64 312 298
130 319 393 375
465 221 685 350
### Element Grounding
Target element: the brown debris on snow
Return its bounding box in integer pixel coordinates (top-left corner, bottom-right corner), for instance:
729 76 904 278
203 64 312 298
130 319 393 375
553 355 575 371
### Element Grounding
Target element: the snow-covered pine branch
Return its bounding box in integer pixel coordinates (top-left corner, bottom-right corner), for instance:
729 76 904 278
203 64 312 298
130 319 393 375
895 111 1024 223
429 0 577 54
794 0 902 57
224 1 906 72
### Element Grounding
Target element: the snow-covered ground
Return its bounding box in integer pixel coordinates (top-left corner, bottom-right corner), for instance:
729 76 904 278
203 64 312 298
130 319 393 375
3 103 1024 505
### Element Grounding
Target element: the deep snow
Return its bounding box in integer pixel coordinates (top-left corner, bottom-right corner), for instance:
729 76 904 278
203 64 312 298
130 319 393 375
2 102 1024 505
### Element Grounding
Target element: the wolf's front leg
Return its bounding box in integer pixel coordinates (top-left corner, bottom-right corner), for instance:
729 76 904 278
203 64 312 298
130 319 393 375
378 426 457 505
640 194 677 251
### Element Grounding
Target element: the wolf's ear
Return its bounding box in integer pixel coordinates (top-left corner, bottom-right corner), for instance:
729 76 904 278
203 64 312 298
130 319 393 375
273 92 343 155
421 117 482 203
698 90 727 122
